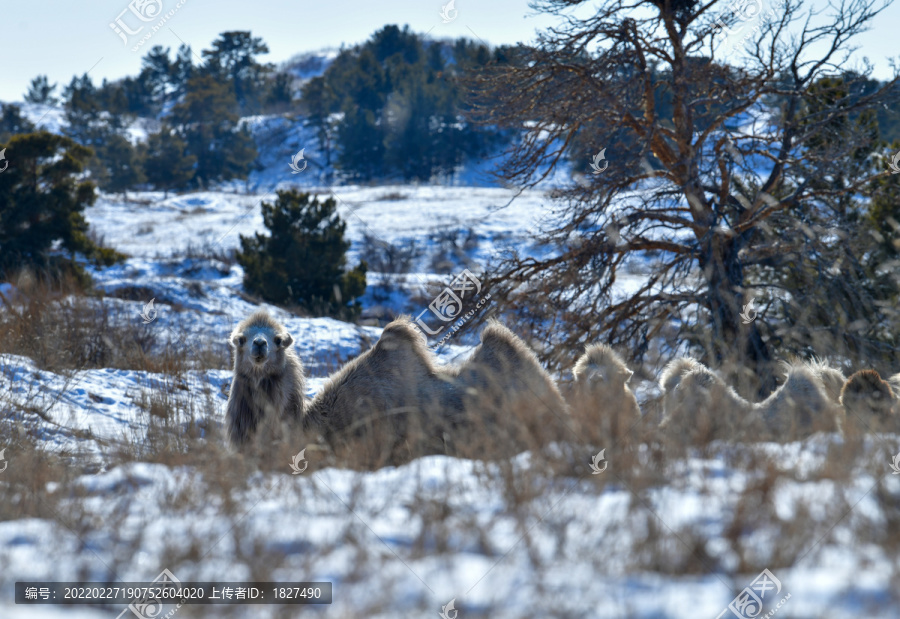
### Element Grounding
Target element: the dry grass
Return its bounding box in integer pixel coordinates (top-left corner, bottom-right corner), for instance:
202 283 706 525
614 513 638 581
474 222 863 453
0 269 227 373
2 369 899 615
2 285 900 616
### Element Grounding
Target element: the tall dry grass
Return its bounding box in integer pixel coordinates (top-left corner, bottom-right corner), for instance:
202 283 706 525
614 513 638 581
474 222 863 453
2 279 900 616
0 268 226 373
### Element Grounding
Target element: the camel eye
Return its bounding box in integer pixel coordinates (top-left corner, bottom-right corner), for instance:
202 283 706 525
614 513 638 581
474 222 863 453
274 336 282 347
237 335 247 346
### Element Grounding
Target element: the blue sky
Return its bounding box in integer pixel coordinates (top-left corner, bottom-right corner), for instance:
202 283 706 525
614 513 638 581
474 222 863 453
0 0 897 102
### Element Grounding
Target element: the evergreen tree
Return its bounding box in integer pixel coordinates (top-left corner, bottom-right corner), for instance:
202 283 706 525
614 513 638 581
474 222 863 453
337 104 385 180
0 104 36 143
171 44 195 100
371 24 422 64
140 45 174 111
62 74 101 144
0 132 122 276
265 72 294 111
201 31 273 113
332 48 387 180
63 74 141 193
865 141 900 261
96 79 131 130
301 76 338 167
143 128 196 196
236 190 367 318
171 75 257 186
92 133 144 197
346 48 386 111
300 25 502 181
24 75 58 105
119 75 156 117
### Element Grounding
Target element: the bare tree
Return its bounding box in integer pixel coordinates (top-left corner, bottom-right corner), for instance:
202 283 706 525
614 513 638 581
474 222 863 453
470 0 899 393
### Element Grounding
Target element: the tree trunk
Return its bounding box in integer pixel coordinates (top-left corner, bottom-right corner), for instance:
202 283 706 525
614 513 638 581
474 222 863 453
701 231 776 398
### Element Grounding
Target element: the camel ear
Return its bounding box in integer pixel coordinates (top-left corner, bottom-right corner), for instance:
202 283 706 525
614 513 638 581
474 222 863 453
231 333 246 348
279 333 294 348
612 368 632 386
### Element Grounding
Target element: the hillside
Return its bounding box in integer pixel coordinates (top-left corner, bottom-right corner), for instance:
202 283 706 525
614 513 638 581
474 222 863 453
3 10 900 616
1 182 899 617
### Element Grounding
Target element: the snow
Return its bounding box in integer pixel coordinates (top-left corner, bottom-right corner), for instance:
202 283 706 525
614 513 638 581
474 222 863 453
281 48 340 82
86 185 552 264
2 443 898 616
82 184 559 356
17 102 66 135
2 98 899 618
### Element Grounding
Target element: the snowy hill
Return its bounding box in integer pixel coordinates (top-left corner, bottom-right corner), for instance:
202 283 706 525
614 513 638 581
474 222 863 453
2 91 900 618
1 181 899 617
83 185 585 340
280 49 340 82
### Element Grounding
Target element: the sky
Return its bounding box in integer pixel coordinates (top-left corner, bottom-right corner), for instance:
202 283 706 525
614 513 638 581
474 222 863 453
0 0 897 102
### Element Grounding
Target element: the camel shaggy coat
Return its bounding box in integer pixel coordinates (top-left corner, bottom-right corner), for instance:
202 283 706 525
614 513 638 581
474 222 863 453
303 315 462 459
226 310 306 447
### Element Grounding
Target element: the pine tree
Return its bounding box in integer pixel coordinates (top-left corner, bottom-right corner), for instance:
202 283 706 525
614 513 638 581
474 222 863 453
0 131 123 276
24 75 58 105
0 104 36 143
265 72 294 111
143 128 196 196
62 74 101 144
96 79 131 130
236 190 367 318
140 45 173 112
171 75 256 185
301 76 337 167
201 31 273 114
171 44 195 100
119 75 156 117
300 26 501 181
865 141 900 260
337 104 385 181
93 133 144 197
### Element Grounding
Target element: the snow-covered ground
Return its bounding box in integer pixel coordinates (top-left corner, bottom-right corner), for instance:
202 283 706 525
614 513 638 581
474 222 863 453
1 428 898 617
2 96 899 616
2 185 899 617
87 185 552 262
82 184 567 359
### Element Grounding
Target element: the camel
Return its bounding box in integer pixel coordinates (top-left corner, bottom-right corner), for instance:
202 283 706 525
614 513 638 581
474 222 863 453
659 357 840 441
225 309 306 448
566 343 642 441
840 369 898 433
303 315 461 465
448 320 570 453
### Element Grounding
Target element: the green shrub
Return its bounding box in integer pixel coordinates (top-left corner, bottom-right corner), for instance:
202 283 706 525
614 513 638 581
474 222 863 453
0 131 125 278
236 190 367 318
